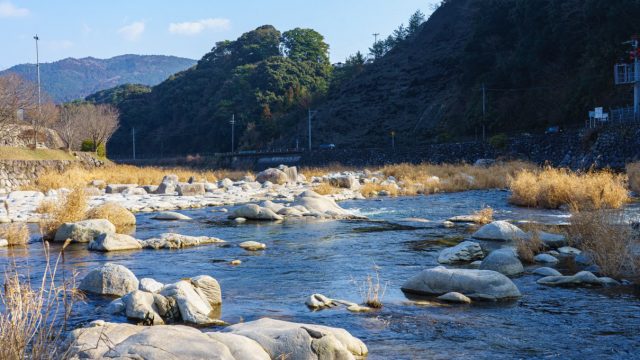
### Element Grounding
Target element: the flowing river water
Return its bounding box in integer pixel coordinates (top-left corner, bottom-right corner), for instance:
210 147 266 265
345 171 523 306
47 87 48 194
1 190 639 359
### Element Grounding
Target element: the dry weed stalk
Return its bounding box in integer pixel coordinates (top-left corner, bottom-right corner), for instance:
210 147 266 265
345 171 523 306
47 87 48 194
567 209 639 280
0 240 82 359
0 223 30 246
351 266 388 308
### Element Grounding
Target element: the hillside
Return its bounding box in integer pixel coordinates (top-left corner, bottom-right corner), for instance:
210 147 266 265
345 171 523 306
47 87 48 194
99 0 640 156
312 0 640 148
0 55 196 103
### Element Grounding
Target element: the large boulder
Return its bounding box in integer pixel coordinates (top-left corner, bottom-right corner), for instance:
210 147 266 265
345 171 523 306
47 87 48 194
479 248 524 276
224 318 368 360
328 175 361 190
64 318 365 360
139 278 164 293
278 165 298 184
472 221 527 241
160 280 216 325
88 233 142 252
54 219 116 243
64 321 236 360
121 290 164 325
79 263 139 297
256 168 288 185
401 266 521 301
190 275 222 307
228 204 283 221
292 190 356 218
177 183 206 196
437 241 484 264
155 174 179 194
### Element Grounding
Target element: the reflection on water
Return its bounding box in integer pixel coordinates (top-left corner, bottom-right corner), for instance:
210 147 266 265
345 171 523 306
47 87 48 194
1 190 639 359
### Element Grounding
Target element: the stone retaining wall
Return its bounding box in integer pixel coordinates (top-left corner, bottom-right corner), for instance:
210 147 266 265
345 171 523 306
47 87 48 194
0 154 105 193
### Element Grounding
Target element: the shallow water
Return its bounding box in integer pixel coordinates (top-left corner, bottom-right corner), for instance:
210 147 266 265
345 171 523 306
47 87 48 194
2 190 639 359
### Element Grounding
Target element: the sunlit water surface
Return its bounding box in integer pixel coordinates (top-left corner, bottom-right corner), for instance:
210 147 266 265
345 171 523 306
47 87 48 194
2 190 639 359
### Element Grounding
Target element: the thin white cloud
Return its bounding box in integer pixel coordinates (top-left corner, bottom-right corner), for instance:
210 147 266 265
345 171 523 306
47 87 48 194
168 18 230 36
118 21 145 41
0 1 29 17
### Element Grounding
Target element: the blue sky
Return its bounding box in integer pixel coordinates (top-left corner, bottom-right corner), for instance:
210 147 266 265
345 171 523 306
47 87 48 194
0 0 438 70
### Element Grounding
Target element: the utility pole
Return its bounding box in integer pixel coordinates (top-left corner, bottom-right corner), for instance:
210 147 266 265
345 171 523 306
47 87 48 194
308 109 317 151
131 127 136 160
33 34 41 148
229 114 235 153
482 83 486 142
372 33 380 43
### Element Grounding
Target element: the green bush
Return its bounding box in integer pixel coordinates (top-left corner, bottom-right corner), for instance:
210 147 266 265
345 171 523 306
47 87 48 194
488 133 508 149
81 140 106 158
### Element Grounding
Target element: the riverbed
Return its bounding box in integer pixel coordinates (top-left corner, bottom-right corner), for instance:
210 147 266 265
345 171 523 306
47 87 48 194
1 190 639 359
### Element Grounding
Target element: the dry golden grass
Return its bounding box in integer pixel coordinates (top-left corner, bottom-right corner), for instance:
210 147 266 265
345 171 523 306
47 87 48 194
514 231 544 264
86 202 136 233
37 186 87 239
313 182 340 195
360 183 399 198
626 162 640 193
351 266 387 309
0 223 30 246
299 163 356 179
567 210 639 280
0 242 81 360
26 164 253 192
473 207 494 224
0 146 76 161
510 167 628 210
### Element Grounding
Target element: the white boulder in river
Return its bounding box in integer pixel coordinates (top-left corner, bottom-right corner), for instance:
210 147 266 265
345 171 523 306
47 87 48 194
79 263 139 297
88 233 142 252
64 318 367 360
479 248 524 276
54 219 116 243
401 266 521 301
437 241 484 264
472 220 527 241
228 204 283 221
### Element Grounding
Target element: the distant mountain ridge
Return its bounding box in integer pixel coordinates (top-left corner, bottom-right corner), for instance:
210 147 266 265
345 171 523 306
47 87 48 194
0 54 196 103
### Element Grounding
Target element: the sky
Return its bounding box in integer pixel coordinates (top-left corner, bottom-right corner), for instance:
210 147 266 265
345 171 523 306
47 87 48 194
0 0 438 70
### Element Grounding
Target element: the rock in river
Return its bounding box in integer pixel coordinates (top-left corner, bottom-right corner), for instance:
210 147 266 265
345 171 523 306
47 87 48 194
159 280 218 325
239 241 266 251
401 266 521 301
228 204 283 221
88 233 142 252
537 271 620 287
65 318 366 360
534 253 559 264
256 168 288 185
151 211 192 221
437 292 472 304
479 248 524 276
79 263 139 297
532 267 562 277
472 221 527 241
54 219 116 243
437 241 484 264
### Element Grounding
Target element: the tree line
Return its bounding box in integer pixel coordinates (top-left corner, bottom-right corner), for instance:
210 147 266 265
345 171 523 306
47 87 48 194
0 73 119 154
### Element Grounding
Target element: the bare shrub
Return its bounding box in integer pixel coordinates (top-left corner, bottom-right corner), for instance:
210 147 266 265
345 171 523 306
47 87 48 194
626 162 640 194
313 182 340 195
86 202 135 233
567 210 639 280
510 167 628 210
0 241 82 359
360 183 399 198
0 223 30 246
473 207 494 224
514 232 544 264
38 187 87 239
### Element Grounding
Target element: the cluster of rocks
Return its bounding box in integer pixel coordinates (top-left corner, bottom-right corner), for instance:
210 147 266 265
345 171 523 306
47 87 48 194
65 318 368 360
72 263 368 359
80 263 222 326
305 293 373 313
228 190 364 222
53 217 227 252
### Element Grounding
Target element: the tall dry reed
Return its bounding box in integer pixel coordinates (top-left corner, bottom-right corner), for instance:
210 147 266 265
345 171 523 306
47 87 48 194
567 210 639 280
510 167 628 210
0 241 81 359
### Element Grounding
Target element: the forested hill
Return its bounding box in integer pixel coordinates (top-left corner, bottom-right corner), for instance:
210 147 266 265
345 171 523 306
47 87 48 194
312 0 640 148
101 25 333 157
0 55 195 103
99 0 640 156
